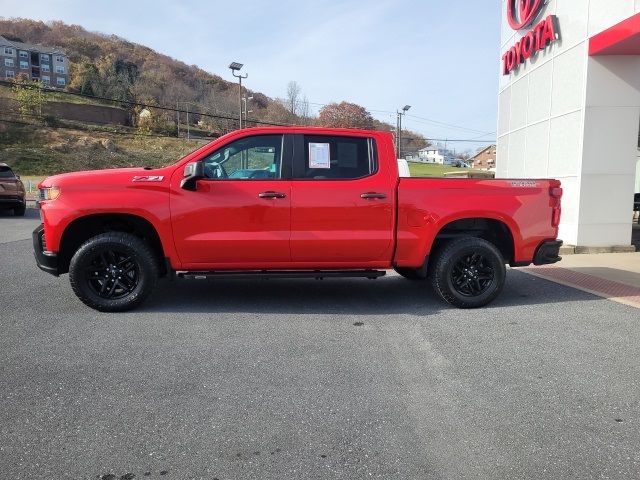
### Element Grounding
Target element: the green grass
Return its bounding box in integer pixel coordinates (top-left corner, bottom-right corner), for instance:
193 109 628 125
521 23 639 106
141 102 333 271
408 162 473 177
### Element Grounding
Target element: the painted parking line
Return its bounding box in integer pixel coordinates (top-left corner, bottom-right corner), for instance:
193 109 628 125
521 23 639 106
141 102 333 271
521 266 640 309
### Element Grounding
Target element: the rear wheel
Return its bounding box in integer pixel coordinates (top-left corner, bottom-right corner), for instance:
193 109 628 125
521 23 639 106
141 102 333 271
430 237 506 309
69 232 158 312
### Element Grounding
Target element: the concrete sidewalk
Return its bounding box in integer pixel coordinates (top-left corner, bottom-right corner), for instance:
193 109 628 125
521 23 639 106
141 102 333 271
521 252 640 308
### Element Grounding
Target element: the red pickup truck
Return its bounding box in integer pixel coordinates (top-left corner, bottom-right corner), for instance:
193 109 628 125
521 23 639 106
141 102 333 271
34 127 563 312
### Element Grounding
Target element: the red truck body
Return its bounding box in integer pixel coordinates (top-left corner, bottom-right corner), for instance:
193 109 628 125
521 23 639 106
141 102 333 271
34 127 562 311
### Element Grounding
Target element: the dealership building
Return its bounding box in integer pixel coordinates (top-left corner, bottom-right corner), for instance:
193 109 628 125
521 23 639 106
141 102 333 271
497 0 640 250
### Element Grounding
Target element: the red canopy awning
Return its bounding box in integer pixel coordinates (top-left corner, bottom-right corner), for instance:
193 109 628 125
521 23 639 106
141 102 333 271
590 13 640 55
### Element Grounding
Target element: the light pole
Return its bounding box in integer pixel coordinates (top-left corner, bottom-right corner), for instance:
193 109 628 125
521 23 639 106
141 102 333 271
396 105 411 158
242 95 253 125
229 62 247 130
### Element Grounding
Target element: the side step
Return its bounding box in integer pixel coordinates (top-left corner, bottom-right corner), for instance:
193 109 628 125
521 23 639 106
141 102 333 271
177 270 386 280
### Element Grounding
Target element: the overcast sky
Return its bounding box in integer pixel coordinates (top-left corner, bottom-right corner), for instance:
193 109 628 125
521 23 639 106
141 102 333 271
0 0 501 152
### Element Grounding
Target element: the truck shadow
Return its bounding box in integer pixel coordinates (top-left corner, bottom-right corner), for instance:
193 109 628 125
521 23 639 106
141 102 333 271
141 270 600 316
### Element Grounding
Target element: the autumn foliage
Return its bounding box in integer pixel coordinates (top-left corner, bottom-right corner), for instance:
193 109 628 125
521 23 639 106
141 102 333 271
317 102 374 129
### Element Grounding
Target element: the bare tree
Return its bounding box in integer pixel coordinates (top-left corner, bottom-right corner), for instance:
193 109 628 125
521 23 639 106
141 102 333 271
286 81 301 116
299 95 311 125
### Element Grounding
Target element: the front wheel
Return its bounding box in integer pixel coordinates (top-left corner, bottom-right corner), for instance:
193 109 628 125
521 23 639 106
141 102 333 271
69 232 159 312
430 237 506 309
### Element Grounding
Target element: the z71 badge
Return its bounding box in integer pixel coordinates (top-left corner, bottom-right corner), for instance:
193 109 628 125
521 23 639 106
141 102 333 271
132 175 164 182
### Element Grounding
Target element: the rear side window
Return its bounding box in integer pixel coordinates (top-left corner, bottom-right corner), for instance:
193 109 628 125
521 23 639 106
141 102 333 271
294 135 377 180
0 166 16 179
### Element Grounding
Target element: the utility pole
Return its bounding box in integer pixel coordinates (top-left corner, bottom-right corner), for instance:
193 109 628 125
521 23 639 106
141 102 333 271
396 105 411 158
186 102 190 140
176 101 180 137
229 62 247 130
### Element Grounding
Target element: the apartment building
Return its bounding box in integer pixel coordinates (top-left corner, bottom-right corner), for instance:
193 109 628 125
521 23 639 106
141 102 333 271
0 35 69 88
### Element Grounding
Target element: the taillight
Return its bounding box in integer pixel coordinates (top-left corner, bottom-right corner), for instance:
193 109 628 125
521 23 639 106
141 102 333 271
550 187 563 199
550 186 562 227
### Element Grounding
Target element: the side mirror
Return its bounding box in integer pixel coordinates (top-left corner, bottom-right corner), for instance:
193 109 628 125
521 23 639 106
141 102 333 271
15 175 20 180
181 161 205 191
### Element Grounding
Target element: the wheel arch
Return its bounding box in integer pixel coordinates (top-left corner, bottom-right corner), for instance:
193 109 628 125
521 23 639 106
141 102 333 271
429 216 517 265
57 213 166 275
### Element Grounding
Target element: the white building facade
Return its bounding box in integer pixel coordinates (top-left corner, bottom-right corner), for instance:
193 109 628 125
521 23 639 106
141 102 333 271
497 0 640 249
416 147 455 165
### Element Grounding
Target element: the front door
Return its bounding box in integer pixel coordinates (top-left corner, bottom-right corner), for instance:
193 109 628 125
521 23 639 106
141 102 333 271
171 134 292 269
289 133 395 266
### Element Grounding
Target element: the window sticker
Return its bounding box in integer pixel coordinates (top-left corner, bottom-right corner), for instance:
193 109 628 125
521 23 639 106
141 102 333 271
309 143 331 169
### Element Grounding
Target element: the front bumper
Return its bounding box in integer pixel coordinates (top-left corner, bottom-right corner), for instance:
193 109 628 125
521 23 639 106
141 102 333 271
33 223 59 276
533 239 563 266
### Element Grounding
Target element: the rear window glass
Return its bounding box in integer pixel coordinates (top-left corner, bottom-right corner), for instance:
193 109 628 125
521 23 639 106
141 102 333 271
296 135 376 180
0 167 15 179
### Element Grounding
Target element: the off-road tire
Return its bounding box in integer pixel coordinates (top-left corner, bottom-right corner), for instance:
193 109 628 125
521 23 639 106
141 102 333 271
69 232 159 312
430 237 506 309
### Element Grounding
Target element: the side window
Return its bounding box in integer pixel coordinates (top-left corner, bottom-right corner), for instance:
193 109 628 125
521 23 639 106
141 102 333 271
202 134 283 180
295 135 377 180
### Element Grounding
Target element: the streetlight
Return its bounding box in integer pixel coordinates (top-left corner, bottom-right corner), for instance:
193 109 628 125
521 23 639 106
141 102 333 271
229 62 247 129
396 105 411 158
242 95 254 124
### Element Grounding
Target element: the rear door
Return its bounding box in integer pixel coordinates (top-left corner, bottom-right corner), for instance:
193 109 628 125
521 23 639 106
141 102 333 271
289 133 395 266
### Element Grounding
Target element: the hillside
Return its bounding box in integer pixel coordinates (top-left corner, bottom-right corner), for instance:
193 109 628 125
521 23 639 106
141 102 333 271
0 18 429 175
0 18 277 123
0 120 206 175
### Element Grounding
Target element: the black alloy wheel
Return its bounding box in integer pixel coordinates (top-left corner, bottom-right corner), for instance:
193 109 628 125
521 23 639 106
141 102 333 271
450 252 495 297
85 249 140 300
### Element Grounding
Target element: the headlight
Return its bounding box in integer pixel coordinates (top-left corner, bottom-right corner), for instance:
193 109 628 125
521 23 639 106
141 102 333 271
39 186 61 201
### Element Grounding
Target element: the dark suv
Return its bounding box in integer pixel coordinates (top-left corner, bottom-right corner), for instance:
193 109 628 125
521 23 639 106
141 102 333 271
0 163 26 216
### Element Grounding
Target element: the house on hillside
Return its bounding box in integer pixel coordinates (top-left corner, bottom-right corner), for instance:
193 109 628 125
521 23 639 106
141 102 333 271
415 146 456 165
470 145 497 170
0 35 69 88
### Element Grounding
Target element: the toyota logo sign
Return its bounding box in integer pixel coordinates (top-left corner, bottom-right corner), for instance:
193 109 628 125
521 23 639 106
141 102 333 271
507 0 545 30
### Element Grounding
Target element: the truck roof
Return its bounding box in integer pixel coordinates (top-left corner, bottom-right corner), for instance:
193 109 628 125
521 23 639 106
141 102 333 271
240 126 392 137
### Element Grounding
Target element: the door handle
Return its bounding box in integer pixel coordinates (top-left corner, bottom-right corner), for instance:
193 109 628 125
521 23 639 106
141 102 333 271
360 192 387 200
259 191 287 199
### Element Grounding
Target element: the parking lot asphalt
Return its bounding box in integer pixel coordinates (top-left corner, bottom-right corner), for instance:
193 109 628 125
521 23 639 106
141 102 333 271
1 210 639 480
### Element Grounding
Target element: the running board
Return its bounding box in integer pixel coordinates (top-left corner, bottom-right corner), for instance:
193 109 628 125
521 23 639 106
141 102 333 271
177 270 386 280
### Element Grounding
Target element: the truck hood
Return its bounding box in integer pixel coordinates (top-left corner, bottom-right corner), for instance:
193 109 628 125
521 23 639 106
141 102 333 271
39 167 172 189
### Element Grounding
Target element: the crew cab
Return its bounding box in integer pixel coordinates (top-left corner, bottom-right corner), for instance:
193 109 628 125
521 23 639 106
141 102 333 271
33 127 563 312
